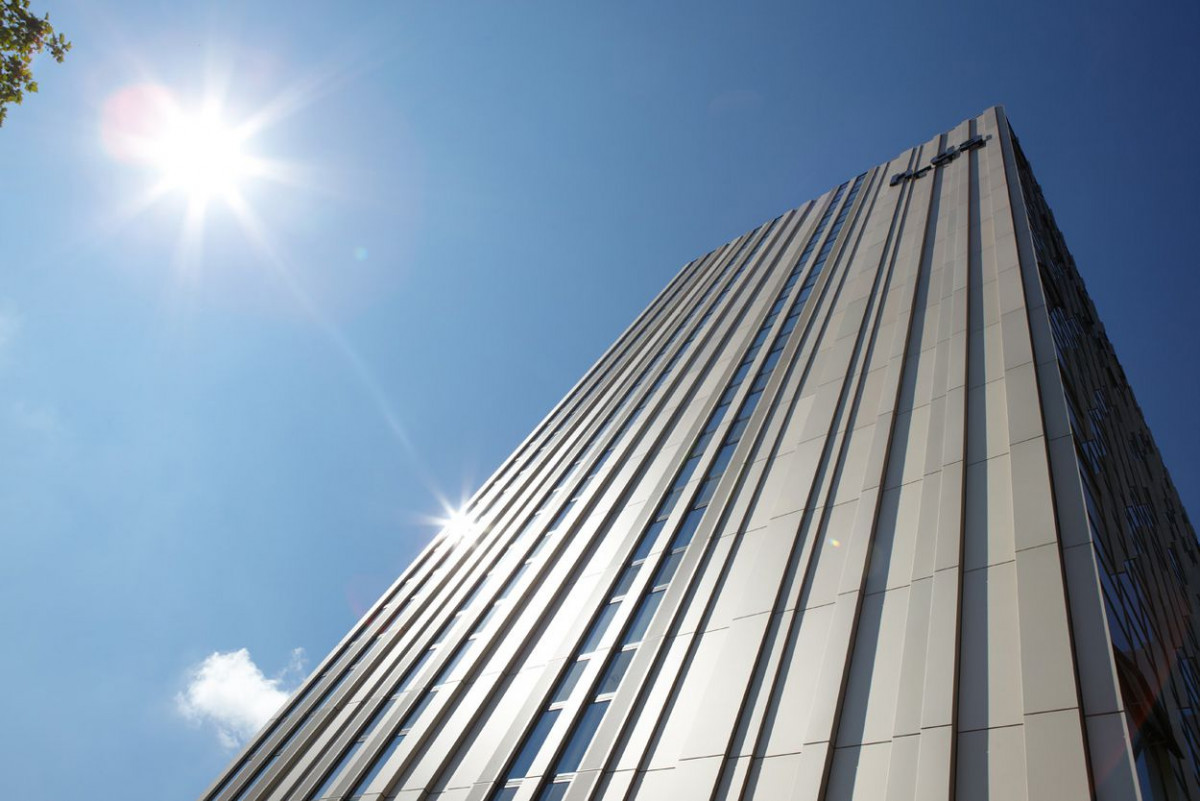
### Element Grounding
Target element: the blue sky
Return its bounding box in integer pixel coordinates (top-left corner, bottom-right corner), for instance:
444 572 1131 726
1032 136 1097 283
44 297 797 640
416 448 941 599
1 1 1197 799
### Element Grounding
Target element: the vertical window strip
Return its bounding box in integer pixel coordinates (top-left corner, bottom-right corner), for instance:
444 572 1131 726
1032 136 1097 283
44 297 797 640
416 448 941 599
210 207 806 801
538 173 864 786
340 691 433 799
277 253 760 800
469 245 716 521
490 181 863 801
222 594 420 801
446 245 729 648
506 217 781 552
278 223 761 801
440 220 791 723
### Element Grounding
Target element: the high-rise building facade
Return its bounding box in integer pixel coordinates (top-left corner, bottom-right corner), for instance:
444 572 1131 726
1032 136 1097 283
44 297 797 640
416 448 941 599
200 107 1200 801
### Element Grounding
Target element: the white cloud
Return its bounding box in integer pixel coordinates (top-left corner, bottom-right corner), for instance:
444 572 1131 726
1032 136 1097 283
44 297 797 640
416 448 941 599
176 648 306 748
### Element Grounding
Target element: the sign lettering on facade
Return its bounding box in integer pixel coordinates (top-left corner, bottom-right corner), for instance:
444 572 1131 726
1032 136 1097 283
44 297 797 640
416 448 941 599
890 134 989 186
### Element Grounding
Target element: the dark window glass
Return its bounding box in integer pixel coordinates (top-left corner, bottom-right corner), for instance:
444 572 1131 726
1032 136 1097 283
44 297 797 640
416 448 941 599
612 564 638 597
230 750 279 801
691 430 715 456
508 708 561 779
538 780 571 801
760 349 782 374
694 476 721 509
711 442 737 476
622 590 664 646
653 550 683 588
738 391 763 417
597 650 634 696
726 416 749 443
309 741 363 800
579 602 619 654
730 361 752 386
633 520 665 562
551 660 588 704
491 787 519 801
347 734 405 799
554 701 610 774
671 508 706 550
657 486 685 519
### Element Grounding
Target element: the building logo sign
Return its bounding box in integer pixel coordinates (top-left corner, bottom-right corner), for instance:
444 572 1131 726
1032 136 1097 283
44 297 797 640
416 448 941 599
890 134 990 186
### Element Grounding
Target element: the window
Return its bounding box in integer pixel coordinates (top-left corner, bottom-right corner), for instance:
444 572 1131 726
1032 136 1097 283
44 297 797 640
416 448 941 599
670 508 706 550
537 780 571 801
554 701 610 774
579 602 619 654
551 660 588 704
507 709 561 780
632 521 665 561
652 550 683 589
729 360 752 386
612 564 638 597
308 741 363 800
596 651 633 696
623 590 664 646
710 441 738 476
343 692 430 800
347 735 403 800
693 477 721 509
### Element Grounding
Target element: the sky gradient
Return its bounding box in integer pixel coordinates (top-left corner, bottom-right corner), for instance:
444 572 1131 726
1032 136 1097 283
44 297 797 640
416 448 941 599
1 2 1198 799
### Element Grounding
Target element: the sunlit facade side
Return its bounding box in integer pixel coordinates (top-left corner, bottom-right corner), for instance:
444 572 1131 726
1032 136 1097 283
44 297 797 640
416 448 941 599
199 107 1200 801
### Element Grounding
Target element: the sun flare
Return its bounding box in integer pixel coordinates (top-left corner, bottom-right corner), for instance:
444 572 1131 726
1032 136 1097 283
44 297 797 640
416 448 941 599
149 109 251 201
102 85 267 208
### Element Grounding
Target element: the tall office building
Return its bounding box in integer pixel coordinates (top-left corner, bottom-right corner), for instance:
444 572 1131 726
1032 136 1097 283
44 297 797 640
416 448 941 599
200 107 1200 801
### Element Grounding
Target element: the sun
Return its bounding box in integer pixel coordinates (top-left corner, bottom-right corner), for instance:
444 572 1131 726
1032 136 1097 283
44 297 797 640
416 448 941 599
102 85 266 207
148 107 252 202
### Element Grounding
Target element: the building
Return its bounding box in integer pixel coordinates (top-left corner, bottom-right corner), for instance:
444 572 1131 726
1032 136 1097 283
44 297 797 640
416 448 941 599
199 107 1200 801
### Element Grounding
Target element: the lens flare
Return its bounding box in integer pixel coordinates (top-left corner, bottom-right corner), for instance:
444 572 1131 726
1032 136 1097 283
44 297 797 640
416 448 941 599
101 84 259 204
152 109 251 200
